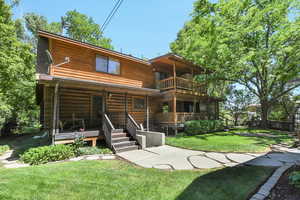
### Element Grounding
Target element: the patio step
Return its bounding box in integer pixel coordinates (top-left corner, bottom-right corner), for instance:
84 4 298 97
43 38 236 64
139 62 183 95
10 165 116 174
113 141 137 148
112 137 130 143
112 132 127 138
114 144 139 153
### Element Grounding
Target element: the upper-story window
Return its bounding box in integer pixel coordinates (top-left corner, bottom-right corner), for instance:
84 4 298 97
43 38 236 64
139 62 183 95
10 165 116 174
96 55 120 75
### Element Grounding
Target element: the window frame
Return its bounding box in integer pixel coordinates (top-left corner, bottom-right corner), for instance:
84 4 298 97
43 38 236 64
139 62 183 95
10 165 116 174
133 96 146 111
95 54 121 75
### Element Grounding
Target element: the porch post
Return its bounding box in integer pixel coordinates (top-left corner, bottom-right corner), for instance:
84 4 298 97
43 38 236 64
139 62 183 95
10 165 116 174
125 93 128 127
146 95 149 131
173 93 178 135
173 61 176 89
52 82 59 145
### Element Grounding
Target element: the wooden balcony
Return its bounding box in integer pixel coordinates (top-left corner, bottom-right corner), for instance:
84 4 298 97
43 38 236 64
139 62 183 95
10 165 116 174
156 112 208 124
158 77 207 94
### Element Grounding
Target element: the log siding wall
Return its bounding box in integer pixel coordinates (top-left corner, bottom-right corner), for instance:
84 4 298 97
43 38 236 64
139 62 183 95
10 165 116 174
42 86 153 132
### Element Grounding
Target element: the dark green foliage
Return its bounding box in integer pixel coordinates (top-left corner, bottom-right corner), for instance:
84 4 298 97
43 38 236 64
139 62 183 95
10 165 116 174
184 120 224 135
24 10 113 49
171 0 300 128
0 0 39 135
62 10 113 49
289 171 300 188
0 145 9 156
20 145 75 165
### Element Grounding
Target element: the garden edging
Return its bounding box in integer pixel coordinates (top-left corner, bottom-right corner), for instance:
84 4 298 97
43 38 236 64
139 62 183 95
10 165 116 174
249 164 294 200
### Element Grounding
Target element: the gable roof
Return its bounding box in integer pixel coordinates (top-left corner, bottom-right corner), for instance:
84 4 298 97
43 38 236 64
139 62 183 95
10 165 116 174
150 53 205 72
38 30 151 66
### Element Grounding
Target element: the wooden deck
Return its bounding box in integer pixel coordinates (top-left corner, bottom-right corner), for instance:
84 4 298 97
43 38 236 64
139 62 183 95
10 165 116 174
54 130 103 147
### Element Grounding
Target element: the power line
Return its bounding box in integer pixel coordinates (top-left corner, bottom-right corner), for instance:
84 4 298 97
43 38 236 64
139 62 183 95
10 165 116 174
101 0 124 33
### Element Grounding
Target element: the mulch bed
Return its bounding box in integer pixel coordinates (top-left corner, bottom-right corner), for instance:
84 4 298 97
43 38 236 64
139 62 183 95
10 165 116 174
266 165 300 200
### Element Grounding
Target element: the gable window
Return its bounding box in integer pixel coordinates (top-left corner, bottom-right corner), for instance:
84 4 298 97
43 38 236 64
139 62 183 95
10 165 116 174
133 97 145 110
96 55 120 75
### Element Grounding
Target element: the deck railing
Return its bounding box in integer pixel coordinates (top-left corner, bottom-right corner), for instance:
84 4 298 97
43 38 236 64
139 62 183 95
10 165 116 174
158 77 206 94
126 113 140 139
103 114 115 149
155 112 207 124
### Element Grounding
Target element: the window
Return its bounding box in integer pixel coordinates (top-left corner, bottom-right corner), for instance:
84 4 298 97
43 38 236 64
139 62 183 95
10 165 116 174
108 58 120 74
133 97 145 110
96 55 120 75
96 55 108 73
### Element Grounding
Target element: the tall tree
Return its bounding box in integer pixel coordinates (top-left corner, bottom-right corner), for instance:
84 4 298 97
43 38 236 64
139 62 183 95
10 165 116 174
24 10 113 49
171 0 300 128
62 10 112 49
0 0 37 135
24 13 62 36
225 88 254 126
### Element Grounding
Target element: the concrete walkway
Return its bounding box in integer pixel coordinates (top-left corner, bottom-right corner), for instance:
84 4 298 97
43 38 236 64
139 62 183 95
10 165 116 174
117 145 300 170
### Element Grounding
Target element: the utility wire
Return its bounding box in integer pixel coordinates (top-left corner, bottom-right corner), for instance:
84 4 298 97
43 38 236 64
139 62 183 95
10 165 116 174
101 0 124 33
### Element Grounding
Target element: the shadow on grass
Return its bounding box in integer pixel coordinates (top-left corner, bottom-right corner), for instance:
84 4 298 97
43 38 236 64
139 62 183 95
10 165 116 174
176 165 275 200
0 133 50 160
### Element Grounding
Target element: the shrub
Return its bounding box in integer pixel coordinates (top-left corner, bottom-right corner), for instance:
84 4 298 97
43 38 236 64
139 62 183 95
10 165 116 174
21 145 75 165
289 171 300 188
0 145 10 155
77 147 112 156
184 120 224 135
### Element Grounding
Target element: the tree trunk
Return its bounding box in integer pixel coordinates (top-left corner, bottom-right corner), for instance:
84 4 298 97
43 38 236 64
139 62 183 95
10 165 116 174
234 113 238 126
261 101 269 129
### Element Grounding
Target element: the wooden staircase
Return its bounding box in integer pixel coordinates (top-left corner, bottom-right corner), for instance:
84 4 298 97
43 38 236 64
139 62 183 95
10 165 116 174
111 129 139 153
103 113 141 153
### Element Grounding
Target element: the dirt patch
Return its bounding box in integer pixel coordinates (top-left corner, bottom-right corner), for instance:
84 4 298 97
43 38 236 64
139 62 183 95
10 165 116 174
266 165 300 200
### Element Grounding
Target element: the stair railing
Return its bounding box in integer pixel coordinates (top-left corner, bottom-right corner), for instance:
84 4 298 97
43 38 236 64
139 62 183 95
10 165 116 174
103 113 115 149
126 113 140 140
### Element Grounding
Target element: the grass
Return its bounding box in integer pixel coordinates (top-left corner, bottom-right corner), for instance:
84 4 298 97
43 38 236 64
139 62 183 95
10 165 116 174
166 128 295 153
0 160 274 200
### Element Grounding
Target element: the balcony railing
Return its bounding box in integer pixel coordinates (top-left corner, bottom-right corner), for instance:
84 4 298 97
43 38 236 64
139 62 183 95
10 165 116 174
155 112 209 124
158 77 207 94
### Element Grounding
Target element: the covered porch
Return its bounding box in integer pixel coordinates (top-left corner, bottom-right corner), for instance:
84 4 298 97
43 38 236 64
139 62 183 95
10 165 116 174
153 92 221 133
37 74 159 146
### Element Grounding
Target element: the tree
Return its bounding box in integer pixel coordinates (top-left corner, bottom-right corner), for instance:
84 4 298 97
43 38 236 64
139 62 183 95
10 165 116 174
62 10 112 49
171 0 300 128
225 88 254 126
0 0 38 135
24 10 113 49
269 93 300 121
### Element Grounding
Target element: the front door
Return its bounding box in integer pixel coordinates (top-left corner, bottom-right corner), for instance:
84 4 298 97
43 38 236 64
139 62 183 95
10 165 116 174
91 95 103 129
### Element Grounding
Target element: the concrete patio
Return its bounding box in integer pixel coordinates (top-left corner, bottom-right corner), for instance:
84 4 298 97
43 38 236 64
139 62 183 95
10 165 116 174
117 145 300 170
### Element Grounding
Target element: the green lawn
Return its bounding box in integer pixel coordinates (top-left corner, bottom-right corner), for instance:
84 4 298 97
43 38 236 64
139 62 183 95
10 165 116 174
166 128 295 153
0 160 274 200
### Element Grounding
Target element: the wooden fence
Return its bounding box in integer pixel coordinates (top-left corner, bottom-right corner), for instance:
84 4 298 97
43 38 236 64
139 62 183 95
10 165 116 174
248 120 294 132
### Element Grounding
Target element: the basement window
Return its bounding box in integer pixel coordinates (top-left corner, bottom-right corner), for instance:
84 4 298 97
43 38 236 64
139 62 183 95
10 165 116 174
96 55 120 75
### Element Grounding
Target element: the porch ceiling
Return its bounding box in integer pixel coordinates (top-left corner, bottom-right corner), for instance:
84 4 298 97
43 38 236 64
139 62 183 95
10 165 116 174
37 74 160 96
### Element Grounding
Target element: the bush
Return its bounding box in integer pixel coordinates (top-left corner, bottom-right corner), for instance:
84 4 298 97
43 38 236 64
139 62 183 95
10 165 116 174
184 120 224 135
0 145 10 155
21 145 75 165
289 171 300 188
77 147 112 156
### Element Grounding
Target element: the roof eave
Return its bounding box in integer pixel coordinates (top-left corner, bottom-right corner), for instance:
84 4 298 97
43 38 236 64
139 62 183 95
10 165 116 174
38 30 151 66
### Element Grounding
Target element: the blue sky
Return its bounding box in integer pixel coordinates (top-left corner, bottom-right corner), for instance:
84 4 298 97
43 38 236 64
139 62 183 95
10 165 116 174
12 0 195 59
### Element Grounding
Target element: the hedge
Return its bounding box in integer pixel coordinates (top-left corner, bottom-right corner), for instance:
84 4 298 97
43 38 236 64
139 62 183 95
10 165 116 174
184 120 224 135
21 144 75 165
